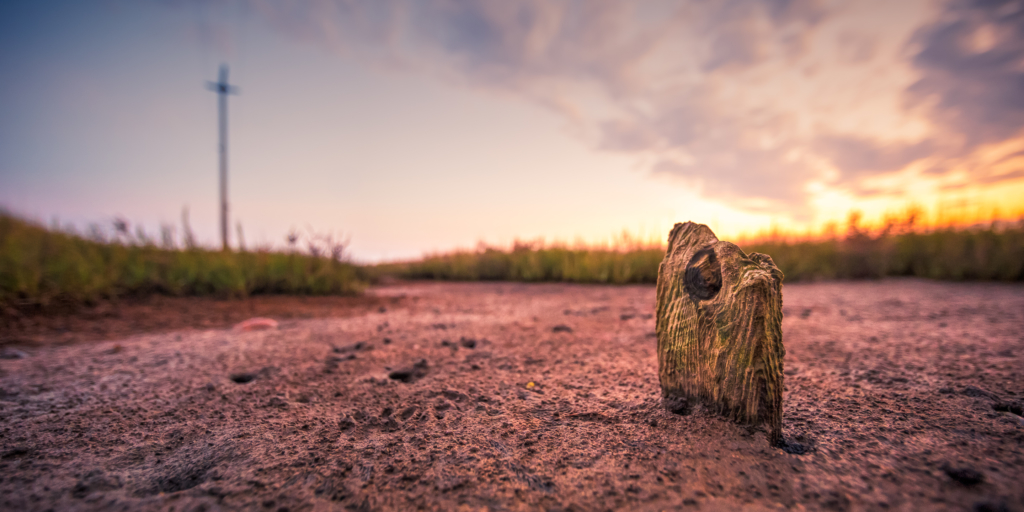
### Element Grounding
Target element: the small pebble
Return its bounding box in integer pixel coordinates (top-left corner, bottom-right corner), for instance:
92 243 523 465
232 317 278 331
942 464 984 486
0 348 28 359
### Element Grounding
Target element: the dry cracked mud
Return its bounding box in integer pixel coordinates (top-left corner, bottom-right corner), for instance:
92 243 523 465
1 280 1023 511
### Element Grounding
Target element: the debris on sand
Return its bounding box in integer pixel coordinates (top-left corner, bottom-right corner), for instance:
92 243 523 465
399 406 418 420
0 348 28 359
993 401 1023 416
388 359 429 383
232 317 278 331
458 337 477 348
962 385 997 399
2 446 30 459
230 372 257 384
551 324 573 333
338 414 356 430
71 470 123 498
942 464 985 486
334 341 372 353
781 439 811 455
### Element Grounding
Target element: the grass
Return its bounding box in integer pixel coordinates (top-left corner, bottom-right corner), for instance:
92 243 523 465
744 225 1024 281
4 209 1022 311
0 212 365 310
378 241 665 284
381 220 1024 284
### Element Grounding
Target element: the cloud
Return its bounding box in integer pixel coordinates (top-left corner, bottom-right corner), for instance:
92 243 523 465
813 135 934 179
909 0 1024 148
378 0 830 213
175 0 1024 218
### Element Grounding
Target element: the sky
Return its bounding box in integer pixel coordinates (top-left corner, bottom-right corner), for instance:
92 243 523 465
1 0 1022 262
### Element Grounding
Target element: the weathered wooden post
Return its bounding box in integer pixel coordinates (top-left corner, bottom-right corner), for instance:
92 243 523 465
656 222 785 445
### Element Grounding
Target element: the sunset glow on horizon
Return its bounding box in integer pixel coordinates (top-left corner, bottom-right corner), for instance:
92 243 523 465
1 0 1022 262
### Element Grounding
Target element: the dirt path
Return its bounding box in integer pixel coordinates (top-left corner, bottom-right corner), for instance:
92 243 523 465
1 280 1022 511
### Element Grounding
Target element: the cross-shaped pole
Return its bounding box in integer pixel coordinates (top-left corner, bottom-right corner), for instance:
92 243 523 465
206 64 239 251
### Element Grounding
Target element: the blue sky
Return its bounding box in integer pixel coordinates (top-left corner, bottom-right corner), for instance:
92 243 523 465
2 0 1022 261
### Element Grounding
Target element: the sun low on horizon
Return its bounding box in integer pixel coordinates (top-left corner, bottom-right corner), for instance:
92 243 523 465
1 0 1022 262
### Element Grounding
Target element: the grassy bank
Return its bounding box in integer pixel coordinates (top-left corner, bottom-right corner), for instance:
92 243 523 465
380 243 665 284
745 224 1024 281
5 210 1022 310
0 213 364 309
383 222 1024 284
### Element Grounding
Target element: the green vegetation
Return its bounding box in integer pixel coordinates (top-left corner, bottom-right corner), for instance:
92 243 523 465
745 223 1024 282
3 209 1022 310
379 242 664 284
383 220 1024 284
0 212 364 309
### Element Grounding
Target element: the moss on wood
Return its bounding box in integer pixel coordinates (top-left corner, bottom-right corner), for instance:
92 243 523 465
656 222 785 445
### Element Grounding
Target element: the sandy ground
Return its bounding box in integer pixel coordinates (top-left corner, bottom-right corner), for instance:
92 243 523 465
0 294 391 347
1 280 1022 511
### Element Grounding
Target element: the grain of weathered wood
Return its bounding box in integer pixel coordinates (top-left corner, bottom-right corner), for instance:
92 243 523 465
656 222 785 445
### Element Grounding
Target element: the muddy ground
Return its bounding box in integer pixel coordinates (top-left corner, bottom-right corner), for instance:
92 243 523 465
1 280 1022 511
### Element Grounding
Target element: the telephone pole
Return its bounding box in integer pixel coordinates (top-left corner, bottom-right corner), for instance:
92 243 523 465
207 64 239 251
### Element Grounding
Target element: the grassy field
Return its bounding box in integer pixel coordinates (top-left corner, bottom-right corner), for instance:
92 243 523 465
0 213 364 309
745 225 1024 281
377 242 664 284
4 210 1022 310
382 221 1024 284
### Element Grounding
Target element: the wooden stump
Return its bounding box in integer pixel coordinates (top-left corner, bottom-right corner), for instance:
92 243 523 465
656 222 785 445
